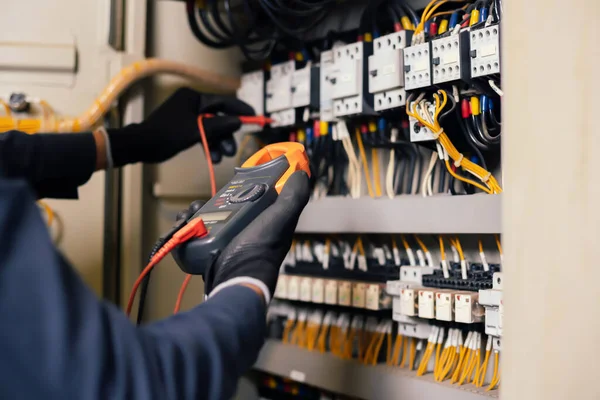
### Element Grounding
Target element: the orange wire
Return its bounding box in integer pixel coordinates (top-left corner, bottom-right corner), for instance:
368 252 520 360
173 115 217 313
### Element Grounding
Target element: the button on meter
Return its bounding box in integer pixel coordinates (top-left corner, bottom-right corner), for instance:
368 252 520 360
229 184 267 203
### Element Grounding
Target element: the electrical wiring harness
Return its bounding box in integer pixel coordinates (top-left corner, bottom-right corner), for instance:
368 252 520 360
406 90 502 194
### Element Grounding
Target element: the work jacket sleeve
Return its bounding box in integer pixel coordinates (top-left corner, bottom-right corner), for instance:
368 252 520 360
0 177 267 400
0 130 97 198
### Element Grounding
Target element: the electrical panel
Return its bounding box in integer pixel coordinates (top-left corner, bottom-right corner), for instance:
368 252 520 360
431 32 470 84
470 25 501 78
403 43 432 91
368 31 411 111
331 42 373 117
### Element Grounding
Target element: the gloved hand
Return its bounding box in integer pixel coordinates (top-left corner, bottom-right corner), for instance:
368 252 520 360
108 88 255 166
177 171 310 303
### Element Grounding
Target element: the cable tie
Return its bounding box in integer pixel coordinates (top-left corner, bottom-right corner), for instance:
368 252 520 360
432 128 444 140
481 171 492 183
454 153 464 168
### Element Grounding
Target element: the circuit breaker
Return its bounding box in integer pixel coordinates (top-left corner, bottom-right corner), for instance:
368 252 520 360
331 41 373 117
403 43 432 90
431 32 470 84
368 31 411 111
470 24 501 78
291 64 320 109
236 70 265 116
265 60 294 113
319 50 336 122
265 60 295 128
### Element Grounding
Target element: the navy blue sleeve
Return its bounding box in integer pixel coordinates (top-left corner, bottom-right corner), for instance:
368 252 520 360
0 178 266 400
0 130 97 198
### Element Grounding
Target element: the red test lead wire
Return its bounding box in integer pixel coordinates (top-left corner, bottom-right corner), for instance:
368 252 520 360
171 115 219 314
126 217 207 317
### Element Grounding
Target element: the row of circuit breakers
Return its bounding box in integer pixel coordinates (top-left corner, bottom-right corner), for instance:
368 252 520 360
237 24 500 138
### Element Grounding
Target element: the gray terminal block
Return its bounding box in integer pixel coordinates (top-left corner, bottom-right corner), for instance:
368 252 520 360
431 31 471 84
470 24 501 78
403 42 432 90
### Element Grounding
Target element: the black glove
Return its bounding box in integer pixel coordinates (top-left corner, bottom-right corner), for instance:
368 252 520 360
178 171 310 302
108 88 255 166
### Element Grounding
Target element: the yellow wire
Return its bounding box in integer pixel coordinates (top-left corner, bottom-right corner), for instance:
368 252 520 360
486 352 500 391
400 235 411 250
391 335 403 366
453 236 465 261
413 235 429 253
494 234 503 256
386 332 393 364
478 239 484 253
438 349 456 381
317 323 330 353
371 148 382 197
371 332 386 365
436 347 450 380
408 338 416 370
38 201 55 227
406 90 503 194
439 236 446 261
400 335 409 368
476 350 491 387
356 237 366 257
444 159 493 194
451 345 468 383
282 319 295 344
434 342 442 376
355 128 375 197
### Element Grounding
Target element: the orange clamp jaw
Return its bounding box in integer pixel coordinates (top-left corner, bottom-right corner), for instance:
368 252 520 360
241 142 310 193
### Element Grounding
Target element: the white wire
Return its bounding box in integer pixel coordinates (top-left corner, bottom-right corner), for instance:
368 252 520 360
385 128 399 199
421 151 438 197
489 80 504 97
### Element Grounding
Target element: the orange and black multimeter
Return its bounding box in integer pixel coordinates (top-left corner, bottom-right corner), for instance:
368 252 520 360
173 142 310 274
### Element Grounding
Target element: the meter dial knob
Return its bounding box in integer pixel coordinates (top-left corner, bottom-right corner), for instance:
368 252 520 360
229 183 267 203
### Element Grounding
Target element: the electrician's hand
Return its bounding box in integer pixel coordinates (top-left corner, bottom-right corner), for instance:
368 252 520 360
107 88 255 166
200 171 310 303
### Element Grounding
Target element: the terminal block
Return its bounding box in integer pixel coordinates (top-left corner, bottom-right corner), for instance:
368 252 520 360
403 42 432 90
431 31 471 84
399 321 432 340
409 101 437 142
470 24 501 78
331 41 374 117
368 31 412 111
422 263 501 291
270 108 296 128
237 70 265 116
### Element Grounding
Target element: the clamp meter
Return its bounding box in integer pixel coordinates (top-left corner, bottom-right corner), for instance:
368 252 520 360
173 142 310 274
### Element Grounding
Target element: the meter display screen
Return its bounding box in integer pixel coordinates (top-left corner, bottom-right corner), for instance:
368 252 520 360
197 211 232 222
